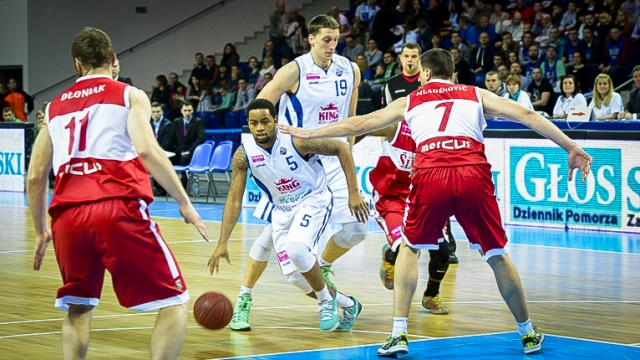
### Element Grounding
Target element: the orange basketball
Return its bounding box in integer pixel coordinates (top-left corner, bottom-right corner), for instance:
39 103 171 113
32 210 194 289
193 292 233 330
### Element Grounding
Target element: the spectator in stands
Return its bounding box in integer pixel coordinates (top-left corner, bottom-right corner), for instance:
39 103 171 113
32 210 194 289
497 32 521 62
485 71 507 96
450 30 471 64
584 0 604 16
553 75 587 119
566 51 591 94
510 0 535 25
596 12 613 40
288 6 306 36
202 55 219 86
548 27 567 60
342 34 365 60
491 54 506 72
262 40 275 62
151 75 172 111
471 0 493 26
490 2 509 28
2 107 22 123
614 8 635 37
355 54 373 83
260 72 274 93
618 65 640 120
497 64 510 82
469 17 498 48
620 0 640 21
221 43 240 69
498 11 524 42
195 81 213 113
429 33 443 50
504 74 534 109
111 59 133 85
599 25 632 86
470 32 495 85
507 51 520 68
541 44 566 92
3 79 27 122
299 36 312 55
510 62 532 91
580 12 598 39
560 1 579 33
370 51 399 96
186 76 202 108
458 16 476 51
550 4 564 30
354 0 379 34
169 83 188 120
519 31 541 65
564 28 584 67
7 77 33 117
254 56 277 92
395 0 411 28
229 65 245 91
189 53 206 87
284 8 304 55
330 5 352 50
168 72 186 96
533 13 553 45
246 56 261 88
425 0 447 32
528 67 555 115
589 73 624 120
365 39 383 69
269 0 292 67
460 0 476 24
0 83 9 111
232 79 256 113
212 85 235 119
524 44 544 79
34 109 45 139
451 47 473 85
171 102 205 187
215 65 231 91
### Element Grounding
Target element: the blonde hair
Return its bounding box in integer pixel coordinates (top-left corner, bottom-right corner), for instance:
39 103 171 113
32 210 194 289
593 73 613 109
505 74 521 89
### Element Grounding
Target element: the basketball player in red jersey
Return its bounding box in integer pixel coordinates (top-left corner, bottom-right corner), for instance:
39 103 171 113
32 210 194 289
281 48 592 356
27 28 209 360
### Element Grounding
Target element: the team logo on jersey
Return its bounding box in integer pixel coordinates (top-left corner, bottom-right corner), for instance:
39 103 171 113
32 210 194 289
251 155 265 163
306 72 320 81
336 68 343 77
280 147 287 155
319 103 339 124
275 177 301 193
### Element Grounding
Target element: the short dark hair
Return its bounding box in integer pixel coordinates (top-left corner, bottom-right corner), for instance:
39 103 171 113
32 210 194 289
308 14 340 36
247 99 276 118
71 27 113 70
632 65 640 74
150 102 162 108
401 42 421 55
419 48 454 79
3 107 15 115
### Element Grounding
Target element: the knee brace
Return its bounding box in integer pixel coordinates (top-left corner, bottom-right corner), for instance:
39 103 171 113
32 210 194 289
428 240 451 269
333 222 368 249
283 241 316 273
287 270 313 294
248 223 273 262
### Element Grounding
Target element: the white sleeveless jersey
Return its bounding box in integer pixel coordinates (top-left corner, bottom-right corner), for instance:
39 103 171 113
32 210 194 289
45 74 152 215
243 131 327 211
277 53 355 180
405 79 490 168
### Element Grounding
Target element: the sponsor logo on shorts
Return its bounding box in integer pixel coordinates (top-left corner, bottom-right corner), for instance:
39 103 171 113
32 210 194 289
277 250 289 262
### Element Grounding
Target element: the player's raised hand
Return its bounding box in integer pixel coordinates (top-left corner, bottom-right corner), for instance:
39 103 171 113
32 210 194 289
208 243 232 275
567 145 592 182
349 192 370 224
179 203 209 241
278 124 313 139
33 229 52 271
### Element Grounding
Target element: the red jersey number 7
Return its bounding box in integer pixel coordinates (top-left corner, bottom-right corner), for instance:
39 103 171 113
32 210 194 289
435 101 453 132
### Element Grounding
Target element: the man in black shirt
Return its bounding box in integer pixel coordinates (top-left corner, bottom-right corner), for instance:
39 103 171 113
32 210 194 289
527 67 555 116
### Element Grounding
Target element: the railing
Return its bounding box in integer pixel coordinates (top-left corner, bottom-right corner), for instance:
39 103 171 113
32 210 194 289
32 0 227 99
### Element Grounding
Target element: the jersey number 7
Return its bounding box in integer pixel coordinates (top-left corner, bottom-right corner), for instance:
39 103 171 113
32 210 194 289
435 101 453 131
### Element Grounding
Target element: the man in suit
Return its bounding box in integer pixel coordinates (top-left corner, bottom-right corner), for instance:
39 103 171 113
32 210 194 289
112 59 133 85
150 102 174 196
171 101 205 187
619 66 640 120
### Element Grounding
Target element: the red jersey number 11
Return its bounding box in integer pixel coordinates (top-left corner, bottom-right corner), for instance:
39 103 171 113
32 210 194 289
64 113 89 155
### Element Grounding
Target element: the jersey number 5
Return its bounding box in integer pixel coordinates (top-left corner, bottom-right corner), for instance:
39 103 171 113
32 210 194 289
435 101 453 131
64 113 89 155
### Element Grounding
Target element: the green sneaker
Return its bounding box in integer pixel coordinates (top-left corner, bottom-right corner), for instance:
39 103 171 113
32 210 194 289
377 332 409 357
320 265 337 291
522 329 544 354
336 296 363 331
316 296 340 332
230 294 252 331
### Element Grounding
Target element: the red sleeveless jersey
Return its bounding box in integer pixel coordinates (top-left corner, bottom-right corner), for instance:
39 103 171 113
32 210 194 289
46 75 153 215
368 120 415 197
405 80 489 169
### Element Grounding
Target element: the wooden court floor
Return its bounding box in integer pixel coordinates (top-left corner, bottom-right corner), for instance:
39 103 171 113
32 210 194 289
1 203 639 359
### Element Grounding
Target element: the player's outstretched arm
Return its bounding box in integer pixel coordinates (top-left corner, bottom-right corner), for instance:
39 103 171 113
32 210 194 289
208 147 248 275
26 125 53 271
256 61 300 105
295 138 370 223
280 97 407 140
127 88 209 240
480 89 592 182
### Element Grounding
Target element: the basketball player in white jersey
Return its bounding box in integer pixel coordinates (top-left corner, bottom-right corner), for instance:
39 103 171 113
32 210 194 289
281 48 592 356
228 14 367 332
27 27 208 360
207 99 368 332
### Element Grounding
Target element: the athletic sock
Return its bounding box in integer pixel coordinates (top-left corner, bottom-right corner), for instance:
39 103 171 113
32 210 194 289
335 291 355 308
239 286 253 297
517 318 534 336
315 285 333 303
392 317 408 336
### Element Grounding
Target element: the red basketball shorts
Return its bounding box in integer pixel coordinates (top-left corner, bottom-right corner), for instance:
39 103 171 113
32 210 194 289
403 164 507 257
373 193 407 250
51 198 189 312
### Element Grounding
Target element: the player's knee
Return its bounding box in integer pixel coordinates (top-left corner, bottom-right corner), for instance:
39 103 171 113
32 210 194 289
287 271 313 294
429 241 451 267
248 225 274 262
283 241 316 273
333 222 368 249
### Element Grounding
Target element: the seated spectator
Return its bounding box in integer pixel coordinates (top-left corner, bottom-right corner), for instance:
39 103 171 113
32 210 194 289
540 43 566 92
370 51 398 95
254 56 277 92
510 62 532 96
485 71 507 96
566 51 591 94
504 74 534 109
2 107 22 123
229 65 245 91
451 47 473 85
168 72 186 96
563 28 585 66
490 2 509 27
491 53 506 72
342 34 365 60
599 25 632 86
470 32 495 85
560 1 579 33
450 31 471 64
186 76 202 108
618 65 640 120
212 84 235 118
232 79 256 113
355 54 374 83
168 83 187 120
34 109 45 138
150 74 172 111
258 72 274 95
221 43 240 69
527 67 555 115
552 75 587 119
354 0 380 34
498 11 524 42
365 39 383 68
284 8 304 55
246 56 261 88
195 81 214 113
589 73 624 120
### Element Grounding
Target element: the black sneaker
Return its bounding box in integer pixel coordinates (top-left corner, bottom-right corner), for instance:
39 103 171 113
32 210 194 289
449 252 459 264
522 330 544 354
377 332 409 357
